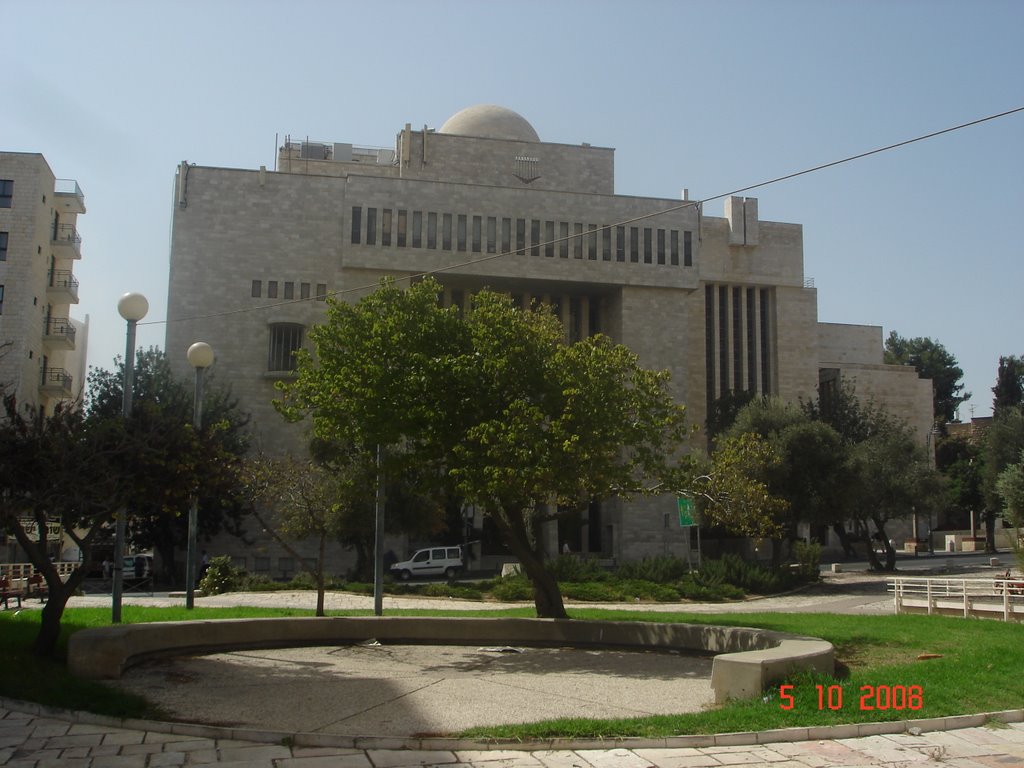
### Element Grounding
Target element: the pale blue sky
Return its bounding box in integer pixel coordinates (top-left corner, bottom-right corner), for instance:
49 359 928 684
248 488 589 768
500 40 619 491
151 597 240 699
5 0 1022 417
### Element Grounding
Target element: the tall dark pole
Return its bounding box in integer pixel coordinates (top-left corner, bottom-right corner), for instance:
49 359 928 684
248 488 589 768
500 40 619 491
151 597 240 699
185 342 213 610
113 292 147 624
373 444 385 616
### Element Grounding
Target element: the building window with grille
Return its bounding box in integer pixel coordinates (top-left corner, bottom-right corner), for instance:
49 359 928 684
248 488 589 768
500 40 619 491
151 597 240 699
300 282 310 299
251 279 262 297
316 283 327 301
0 180 13 209
366 208 377 245
670 230 679 266
350 206 361 244
382 209 392 246
284 281 294 299
0 231 8 261
397 209 407 247
412 211 422 248
267 280 278 299
457 214 467 252
427 212 438 249
268 323 304 372
442 213 452 250
684 230 693 266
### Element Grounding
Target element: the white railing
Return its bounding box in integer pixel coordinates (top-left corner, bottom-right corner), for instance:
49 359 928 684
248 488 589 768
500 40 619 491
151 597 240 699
889 576 1024 622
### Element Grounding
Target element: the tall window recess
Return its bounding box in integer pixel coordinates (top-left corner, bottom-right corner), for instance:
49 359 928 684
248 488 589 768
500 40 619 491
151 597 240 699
0 180 13 208
268 323 304 372
350 207 361 244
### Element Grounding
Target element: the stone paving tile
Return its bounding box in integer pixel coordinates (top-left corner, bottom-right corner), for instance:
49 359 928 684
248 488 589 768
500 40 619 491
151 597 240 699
100 729 146 745
86 754 148 767
632 748 726 767
29 722 71 738
574 747 659 767
217 742 293 762
119 740 167 755
184 747 220 763
836 733 933 763
532 749 599 767
366 749 461 767
87 742 123 756
147 751 188 767
43 732 105 749
278 752 374 768
455 749 548 764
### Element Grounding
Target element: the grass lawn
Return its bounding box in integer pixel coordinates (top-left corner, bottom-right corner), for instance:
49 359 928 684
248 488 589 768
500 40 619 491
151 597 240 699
1 605 1019 738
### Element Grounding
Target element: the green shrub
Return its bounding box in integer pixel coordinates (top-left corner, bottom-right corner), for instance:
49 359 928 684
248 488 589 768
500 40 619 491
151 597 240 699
792 540 822 581
561 581 619 601
198 555 245 595
675 575 744 601
547 555 609 582
616 556 691 584
491 575 533 601
693 554 797 594
238 573 277 591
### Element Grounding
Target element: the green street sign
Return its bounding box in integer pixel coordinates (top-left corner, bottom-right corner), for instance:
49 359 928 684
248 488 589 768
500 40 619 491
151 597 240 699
677 496 695 527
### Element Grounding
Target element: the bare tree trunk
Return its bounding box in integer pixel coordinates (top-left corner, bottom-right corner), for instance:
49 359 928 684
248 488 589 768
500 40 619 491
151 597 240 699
33 565 89 657
493 507 567 619
316 531 326 617
832 523 857 558
984 511 998 553
871 516 898 571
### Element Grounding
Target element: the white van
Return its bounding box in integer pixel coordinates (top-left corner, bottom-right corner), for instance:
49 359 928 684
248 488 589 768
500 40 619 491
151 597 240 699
390 546 464 580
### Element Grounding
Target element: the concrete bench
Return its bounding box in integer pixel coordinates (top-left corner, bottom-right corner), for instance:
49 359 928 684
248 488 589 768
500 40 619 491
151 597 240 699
67 616 832 704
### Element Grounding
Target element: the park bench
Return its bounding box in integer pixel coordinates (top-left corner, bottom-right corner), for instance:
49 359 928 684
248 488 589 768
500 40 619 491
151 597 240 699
26 573 49 602
0 575 25 610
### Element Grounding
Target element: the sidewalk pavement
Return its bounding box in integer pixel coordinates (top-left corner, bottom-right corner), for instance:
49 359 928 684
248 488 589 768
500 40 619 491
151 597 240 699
3 700 1023 767
6 562 1022 766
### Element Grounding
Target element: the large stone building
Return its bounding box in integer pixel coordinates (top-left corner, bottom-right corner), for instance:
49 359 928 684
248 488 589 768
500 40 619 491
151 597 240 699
0 152 89 418
165 105 932 574
0 152 90 563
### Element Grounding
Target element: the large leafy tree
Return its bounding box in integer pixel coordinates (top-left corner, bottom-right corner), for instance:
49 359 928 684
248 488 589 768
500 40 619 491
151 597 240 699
883 331 970 427
240 453 373 616
447 291 691 618
87 348 250 582
1 397 133 655
935 434 984 532
982 406 1024 552
278 278 695 619
725 398 853 563
992 355 1024 414
996 451 1024 526
848 416 944 570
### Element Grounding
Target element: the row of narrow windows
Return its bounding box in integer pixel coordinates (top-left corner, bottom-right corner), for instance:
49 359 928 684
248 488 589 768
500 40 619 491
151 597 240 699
266 288 605 373
251 279 327 301
704 284 773 412
350 206 694 267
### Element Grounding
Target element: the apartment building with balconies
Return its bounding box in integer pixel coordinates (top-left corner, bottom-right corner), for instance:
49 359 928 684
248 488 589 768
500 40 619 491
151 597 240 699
0 152 89 418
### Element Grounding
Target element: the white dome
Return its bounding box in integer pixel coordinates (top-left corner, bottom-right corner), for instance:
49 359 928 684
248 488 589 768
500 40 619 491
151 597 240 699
439 104 539 143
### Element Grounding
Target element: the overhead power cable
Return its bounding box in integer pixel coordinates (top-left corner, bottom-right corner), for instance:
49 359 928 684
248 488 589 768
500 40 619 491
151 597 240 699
147 105 1024 327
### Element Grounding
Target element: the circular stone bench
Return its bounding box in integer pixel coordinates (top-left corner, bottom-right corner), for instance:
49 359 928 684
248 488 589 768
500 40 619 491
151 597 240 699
67 616 833 704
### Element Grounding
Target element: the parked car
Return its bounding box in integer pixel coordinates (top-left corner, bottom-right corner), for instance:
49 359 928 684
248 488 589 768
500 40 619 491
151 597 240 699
390 546 463 580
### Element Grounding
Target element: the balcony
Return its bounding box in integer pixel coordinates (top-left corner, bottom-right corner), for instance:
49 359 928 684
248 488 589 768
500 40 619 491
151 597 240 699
40 368 73 396
54 179 86 214
47 269 80 304
52 224 82 259
44 318 77 350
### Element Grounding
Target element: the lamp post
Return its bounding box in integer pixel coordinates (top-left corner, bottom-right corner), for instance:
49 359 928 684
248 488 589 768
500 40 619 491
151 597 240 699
112 292 148 624
185 342 214 610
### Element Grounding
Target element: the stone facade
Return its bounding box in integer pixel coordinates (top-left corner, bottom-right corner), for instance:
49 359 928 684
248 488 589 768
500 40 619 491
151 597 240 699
165 105 933 574
0 152 88 417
